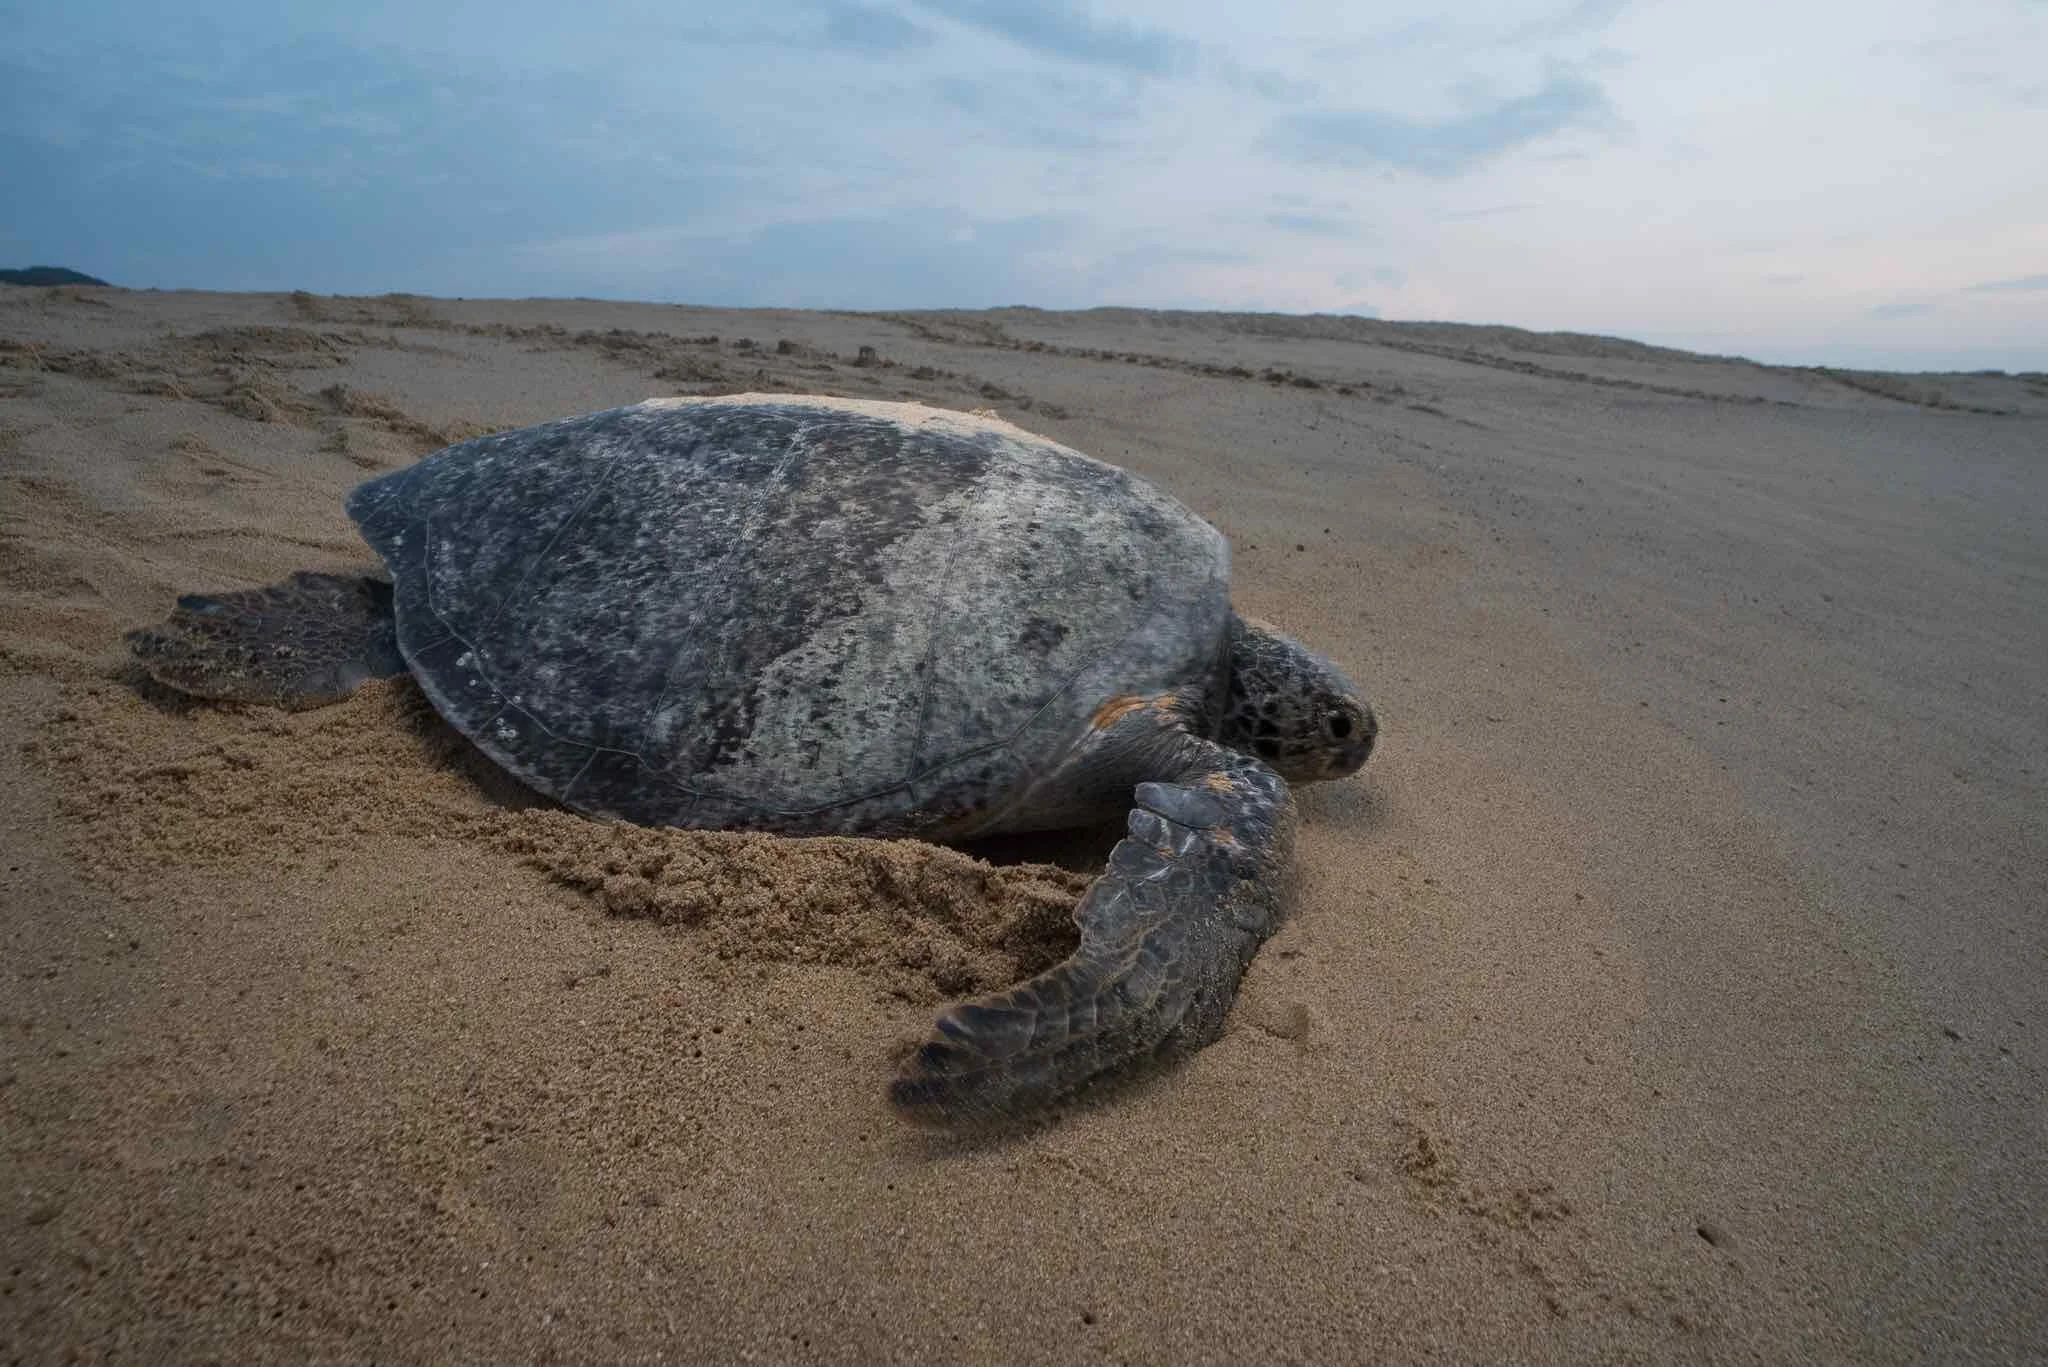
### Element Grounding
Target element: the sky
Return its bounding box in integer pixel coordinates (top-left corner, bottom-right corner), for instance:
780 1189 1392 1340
4 0 2045 371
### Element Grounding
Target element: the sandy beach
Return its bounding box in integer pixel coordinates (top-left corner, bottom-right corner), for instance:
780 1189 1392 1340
2 285 2043 1362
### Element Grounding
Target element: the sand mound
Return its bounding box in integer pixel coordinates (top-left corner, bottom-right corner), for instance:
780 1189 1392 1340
25 674 1087 1005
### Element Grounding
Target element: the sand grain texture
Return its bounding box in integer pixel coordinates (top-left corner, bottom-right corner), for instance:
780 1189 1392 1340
2 287 2043 1363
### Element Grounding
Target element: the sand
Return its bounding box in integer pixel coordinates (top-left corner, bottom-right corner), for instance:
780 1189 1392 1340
2 286 2043 1362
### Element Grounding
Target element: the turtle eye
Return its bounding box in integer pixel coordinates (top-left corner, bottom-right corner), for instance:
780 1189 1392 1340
1328 711 1353 739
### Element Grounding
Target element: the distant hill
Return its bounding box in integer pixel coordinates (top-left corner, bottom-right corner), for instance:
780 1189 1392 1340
0 266 111 287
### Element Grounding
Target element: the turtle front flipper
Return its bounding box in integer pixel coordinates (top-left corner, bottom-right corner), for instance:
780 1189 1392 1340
892 743 1297 1122
127 571 408 710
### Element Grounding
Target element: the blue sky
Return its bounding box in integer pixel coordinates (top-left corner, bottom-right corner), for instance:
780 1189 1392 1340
5 0 2044 370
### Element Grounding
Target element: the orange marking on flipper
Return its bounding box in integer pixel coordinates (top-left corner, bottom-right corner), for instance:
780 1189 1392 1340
1090 693 1154 730
1203 773 1237 794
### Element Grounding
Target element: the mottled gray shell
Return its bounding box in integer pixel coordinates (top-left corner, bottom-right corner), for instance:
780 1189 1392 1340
347 395 1230 835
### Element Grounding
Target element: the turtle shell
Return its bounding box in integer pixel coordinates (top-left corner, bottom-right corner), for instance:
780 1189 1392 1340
347 395 1230 834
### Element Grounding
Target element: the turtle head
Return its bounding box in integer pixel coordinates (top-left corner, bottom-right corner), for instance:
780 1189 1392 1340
1217 615 1376 783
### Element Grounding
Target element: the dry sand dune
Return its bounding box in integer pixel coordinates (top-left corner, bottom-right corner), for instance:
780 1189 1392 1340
2 286 2043 1362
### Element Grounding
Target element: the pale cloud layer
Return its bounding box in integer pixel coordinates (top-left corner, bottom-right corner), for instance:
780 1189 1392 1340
4 0 2044 370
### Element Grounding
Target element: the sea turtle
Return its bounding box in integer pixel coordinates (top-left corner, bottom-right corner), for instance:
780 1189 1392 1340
129 394 1376 1120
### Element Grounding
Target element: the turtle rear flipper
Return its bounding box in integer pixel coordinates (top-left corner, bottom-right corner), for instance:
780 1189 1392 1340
891 743 1297 1122
127 571 408 710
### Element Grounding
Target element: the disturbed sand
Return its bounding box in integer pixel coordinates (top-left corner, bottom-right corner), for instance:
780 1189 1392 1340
1 287 2043 1362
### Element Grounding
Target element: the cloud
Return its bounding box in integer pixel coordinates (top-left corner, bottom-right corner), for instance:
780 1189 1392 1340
1210 57 1317 103
1871 301 1935 319
1334 267 1404 291
1265 213 1360 237
508 211 1077 309
1089 244 1252 276
819 2 928 52
1965 273 2048 293
1500 0 1629 45
1265 74 1613 177
1440 203 1531 220
911 0 1194 76
931 72 1134 149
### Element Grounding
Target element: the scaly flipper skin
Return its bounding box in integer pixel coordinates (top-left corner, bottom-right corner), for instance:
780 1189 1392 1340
126 571 407 710
891 740 1297 1122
